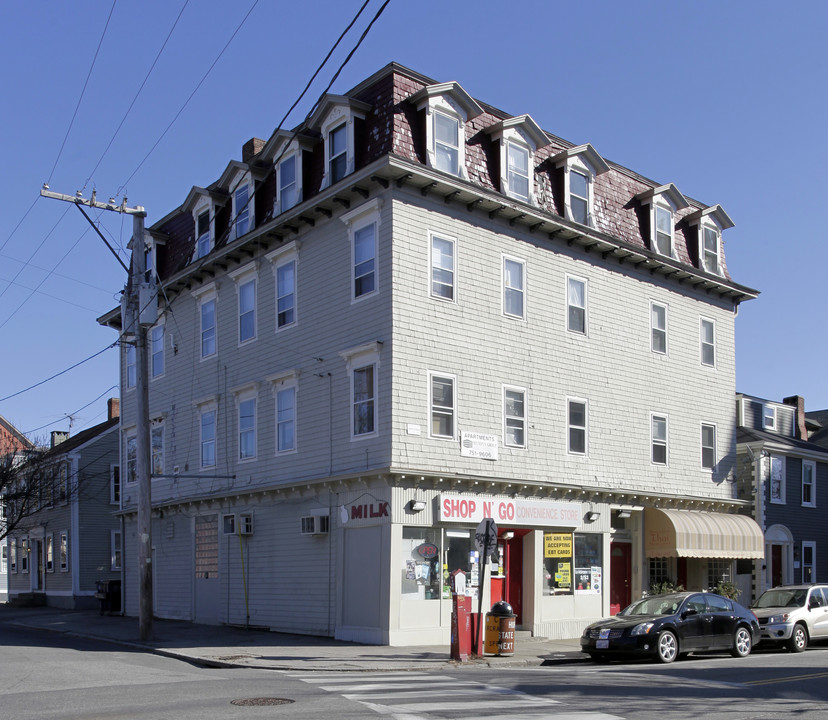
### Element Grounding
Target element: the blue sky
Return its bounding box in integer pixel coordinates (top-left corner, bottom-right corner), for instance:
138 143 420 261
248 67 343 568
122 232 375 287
1 0 826 439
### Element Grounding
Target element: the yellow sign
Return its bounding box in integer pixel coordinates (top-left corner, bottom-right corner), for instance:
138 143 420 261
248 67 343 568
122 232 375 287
555 563 572 587
544 533 573 558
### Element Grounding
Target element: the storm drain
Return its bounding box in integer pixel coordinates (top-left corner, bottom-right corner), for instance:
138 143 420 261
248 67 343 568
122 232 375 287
231 698 295 707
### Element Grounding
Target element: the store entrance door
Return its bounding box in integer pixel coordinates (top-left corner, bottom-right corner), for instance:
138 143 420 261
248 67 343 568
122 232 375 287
610 542 631 615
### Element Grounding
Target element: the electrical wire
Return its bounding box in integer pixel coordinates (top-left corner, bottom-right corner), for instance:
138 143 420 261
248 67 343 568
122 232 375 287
46 0 119 186
23 385 118 436
0 194 40 255
0 275 103 313
0 252 115 295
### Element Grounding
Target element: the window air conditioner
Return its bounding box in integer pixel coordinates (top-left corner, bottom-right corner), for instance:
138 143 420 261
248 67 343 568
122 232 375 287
300 515 329 536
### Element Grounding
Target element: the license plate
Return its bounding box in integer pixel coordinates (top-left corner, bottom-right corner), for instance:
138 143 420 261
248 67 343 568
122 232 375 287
596 640 609 649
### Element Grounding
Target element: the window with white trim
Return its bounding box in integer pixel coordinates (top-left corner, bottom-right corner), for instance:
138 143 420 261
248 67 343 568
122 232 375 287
45 533 53 573
702 225 720 274
233 182 250 238
654 204 673 257
568 398 587 455
651 413 668 465
151 423 164 477
111 530 122 571
802 460 816 507
769 454 785 504
570 169 590 225
506 141 530 202
125 432 137 484
430 373 456 439
59 531 68 572
151 323 164 378
200 406 217 469
430 233 455 301
230 263 258 344
763 404 776 430
57 461 68 504
1 544 6 574
20 537 29 573
278 154 297 213
701 423 716 470
200 296 216 358
276 385 296 453
700 318 716 367
276 259 296 329
803 542 816 582
352 365 376 437
9 540 16 574
237 394 257 461
554 145 610 227
434 111 460 176
110 464 120 504
567 276 587 334
503 386 526 448
125 344 136 388
707 559 732 589
195 209 211 259
340 199 382 302
503 257 525 319
651 302 667 354
329 123 347 184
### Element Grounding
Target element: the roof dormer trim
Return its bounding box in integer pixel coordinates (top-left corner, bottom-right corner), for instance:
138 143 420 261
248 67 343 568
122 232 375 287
635 183 690 210
484 114 550 150
409 81 484 121
308 94 372 130
553 144 610 176
684 204 735 230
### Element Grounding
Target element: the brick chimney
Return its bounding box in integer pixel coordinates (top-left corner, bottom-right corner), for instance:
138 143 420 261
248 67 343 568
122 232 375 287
783 395 807 439
242 137 265 163
108 397 120 421
51 430 69 448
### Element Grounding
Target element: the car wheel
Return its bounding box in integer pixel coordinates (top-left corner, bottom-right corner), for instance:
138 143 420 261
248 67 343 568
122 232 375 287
656 630 678 663
786 624 808 653
731 626 752 658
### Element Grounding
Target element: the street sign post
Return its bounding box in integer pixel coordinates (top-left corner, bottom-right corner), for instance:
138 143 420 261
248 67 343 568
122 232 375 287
473 518 498 654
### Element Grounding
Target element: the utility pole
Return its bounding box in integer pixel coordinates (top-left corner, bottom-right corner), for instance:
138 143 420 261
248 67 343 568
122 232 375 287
40 186 154 640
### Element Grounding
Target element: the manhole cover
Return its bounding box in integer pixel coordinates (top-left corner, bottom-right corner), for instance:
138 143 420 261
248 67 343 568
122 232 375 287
231 698 295 706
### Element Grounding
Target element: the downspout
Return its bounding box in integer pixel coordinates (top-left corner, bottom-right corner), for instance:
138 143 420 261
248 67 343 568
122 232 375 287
236 524 249 629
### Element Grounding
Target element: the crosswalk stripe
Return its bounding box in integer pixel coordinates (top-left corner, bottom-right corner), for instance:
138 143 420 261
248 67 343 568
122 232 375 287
375 698 558 712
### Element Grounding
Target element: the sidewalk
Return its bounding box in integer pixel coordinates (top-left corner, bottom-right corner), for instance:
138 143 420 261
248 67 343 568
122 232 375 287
1 604 586 672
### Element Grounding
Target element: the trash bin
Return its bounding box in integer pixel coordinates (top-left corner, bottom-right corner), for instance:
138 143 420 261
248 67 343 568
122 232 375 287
484 601 517 656
95 580 121 615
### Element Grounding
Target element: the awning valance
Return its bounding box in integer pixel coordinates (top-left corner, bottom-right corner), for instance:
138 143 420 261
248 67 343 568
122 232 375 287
644 508 764 559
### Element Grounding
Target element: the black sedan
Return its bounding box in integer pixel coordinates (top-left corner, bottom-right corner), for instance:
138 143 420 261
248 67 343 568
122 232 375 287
580 591 760 663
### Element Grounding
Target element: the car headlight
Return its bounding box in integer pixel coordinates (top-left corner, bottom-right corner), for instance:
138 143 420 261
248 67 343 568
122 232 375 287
631 622 655 636
767 614 790 624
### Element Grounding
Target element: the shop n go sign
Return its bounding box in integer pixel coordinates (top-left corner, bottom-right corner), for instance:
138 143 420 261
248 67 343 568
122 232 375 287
439 493 581 528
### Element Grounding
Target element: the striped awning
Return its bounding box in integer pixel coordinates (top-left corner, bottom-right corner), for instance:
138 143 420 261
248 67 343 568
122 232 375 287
644 507 765 559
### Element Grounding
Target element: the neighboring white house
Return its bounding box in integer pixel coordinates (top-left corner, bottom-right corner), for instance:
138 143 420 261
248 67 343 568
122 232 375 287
99 63 762 644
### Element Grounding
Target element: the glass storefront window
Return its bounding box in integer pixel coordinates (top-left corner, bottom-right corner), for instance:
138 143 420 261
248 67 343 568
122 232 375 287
543 532 603 596
401 527 441 600
444 528 480 599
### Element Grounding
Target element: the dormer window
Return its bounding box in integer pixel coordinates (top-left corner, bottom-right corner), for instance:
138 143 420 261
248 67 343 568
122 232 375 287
553 144 610 227
196 210 211 259
234 183 250 238
685 205 733 276
635 184 689 259
411 82 483 181
265 130 313 216
279 154 297 211
764 404 777 430
309 95 371 191
485 114 548 205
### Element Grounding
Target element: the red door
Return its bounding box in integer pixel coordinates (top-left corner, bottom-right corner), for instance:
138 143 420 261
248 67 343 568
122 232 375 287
504 533 524 624
772 545 783 586
610 542 631 615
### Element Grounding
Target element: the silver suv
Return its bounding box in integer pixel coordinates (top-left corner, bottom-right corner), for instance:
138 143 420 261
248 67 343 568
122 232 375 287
752 584 828 652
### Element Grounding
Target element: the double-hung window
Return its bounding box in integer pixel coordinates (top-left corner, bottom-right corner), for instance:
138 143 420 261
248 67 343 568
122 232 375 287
503 257 525 319
111 530 122 571
655 205 673 256
151 425 164 477
125 433 137 484
503 386 526 448
59 531 68 572
239 279 256 343
45 534 53 572
430 234 455 301
567 276 587 334
276 386 296 453
507 142 530 202
702 226 720 274
151 324 164 378
568 399 587 455
279 155 297 212
196 210 211 259
763 404 777 430
570 169 590 225
430 373 456 439
352 365 376 437
201 297 216 357
110 465 120 504
200 407 217 469
353 224 376 298
329 124 347 184
234 184 250 238
125 344 136 388
651 302 667 354
651 413 668 465
434 111 460 176
700 318 716 367
802 460 816 507
769 454 785 503
701 423 716 469
276 260 296 328
802 542 816 583
238 396 256 460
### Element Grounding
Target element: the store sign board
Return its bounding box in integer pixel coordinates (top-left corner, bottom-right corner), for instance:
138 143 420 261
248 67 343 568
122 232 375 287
439 494 581 528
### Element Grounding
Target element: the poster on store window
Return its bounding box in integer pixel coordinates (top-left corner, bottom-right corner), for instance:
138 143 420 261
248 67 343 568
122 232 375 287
575 566 602 594
544 532 573 594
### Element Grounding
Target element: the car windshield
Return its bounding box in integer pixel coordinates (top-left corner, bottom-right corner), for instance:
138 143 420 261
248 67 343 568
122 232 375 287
620 595 684 616
754 588 808 608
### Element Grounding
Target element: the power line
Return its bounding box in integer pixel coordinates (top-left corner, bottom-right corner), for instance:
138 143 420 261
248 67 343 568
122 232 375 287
0 252 115 296
0 343 117 403
0 194 40 255
23 385 118 436
47 0 119 186
0 274 104 313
